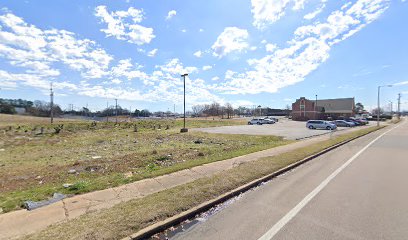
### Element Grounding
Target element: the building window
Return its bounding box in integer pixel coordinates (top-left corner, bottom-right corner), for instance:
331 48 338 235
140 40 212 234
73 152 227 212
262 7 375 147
300 100 305 116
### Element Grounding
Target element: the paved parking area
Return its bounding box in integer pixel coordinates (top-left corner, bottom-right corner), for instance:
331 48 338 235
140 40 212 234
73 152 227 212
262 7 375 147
194 119 351 140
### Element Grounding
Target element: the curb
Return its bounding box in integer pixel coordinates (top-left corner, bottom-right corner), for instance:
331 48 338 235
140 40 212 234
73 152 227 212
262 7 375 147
123 126 385 240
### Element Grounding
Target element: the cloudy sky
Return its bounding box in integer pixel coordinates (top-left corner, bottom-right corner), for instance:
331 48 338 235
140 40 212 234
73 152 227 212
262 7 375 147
0 0 407 112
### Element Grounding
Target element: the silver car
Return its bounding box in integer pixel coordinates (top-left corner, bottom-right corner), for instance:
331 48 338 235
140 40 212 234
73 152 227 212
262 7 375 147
306 120 337 130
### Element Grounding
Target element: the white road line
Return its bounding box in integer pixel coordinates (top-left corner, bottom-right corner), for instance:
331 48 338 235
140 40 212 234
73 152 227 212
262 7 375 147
258 122 403 240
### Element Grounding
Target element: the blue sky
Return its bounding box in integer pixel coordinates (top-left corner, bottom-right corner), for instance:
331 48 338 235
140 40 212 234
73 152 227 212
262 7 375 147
0 0 407 112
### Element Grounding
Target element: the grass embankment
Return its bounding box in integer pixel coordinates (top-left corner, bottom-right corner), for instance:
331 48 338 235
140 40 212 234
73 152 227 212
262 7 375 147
0 115 283 213
23 126 383 240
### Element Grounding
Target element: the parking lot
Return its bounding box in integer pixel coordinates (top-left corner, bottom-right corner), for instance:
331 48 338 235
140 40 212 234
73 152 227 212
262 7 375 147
194 119 363 140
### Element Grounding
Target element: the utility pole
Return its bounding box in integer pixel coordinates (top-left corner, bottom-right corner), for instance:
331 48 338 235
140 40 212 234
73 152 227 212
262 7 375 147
397 93 401 119
315 94 318 120
180 73 188 132
389 101 393 116
50 82 54 124
106 101 109 122
115 99 118 124
377 85 392 127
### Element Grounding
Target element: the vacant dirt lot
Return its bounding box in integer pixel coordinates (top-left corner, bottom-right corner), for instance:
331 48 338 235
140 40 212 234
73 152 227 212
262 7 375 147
0 115 289 213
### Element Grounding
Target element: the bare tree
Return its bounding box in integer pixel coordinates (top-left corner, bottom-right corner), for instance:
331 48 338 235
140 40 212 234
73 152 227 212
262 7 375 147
192 104 205 117
225 103 234 119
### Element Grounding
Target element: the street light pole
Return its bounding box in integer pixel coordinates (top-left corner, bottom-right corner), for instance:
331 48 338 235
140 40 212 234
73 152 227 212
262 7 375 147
377 85 392 127
389 101 393 117
181 73 188 133
397 93 401 119
115 98 118 124
315 94 317 120
50 83 54 124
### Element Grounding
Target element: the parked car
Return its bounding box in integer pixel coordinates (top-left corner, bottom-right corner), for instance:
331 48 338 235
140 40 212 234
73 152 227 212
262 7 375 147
265 117 279 122
248 118 263 125
261 118 276 124
306 120 337 130
345 118 362 126
350 117 368 125
333 120 355 127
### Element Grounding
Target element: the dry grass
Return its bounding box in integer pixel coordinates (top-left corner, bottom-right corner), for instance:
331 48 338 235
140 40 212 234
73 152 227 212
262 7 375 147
0 115 287 213
22 126 383 240
0 114 82 127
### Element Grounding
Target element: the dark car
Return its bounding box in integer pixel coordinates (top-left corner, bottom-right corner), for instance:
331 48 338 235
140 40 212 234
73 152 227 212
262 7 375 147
333 120 355 127
350 118 368 125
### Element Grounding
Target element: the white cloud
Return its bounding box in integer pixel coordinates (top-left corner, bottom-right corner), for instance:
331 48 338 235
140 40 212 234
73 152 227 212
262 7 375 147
393 81 408 86
193 50 202 58
214 0 390 95
251 0 308 29
212 76 220 81
265 43 277 52
202 65 212 71
199 28 204 32
231 100 255 108
211 27 249 58
166 10 177 20
147 48 158 57
304 4 325 20
111 78 122 84
0 12 113 82
95 5 155 45
181 29 187 33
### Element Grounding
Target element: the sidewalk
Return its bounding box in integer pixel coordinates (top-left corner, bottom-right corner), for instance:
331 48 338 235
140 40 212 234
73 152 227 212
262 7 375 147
0 126 370 240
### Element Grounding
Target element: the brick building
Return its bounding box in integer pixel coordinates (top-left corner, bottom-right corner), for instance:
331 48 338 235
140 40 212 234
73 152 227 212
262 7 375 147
292 97 355 121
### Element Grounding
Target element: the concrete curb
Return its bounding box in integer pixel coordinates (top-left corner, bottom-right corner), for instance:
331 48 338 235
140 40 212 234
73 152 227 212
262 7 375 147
123 126 385 240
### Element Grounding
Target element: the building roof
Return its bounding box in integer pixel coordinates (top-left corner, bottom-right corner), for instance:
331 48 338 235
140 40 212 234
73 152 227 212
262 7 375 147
316 98 355 113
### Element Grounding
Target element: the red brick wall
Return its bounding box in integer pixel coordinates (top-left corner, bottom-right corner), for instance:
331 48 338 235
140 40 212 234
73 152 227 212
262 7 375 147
291 97 317 121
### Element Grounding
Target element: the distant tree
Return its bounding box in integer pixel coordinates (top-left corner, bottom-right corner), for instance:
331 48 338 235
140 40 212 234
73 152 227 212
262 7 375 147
355 102 364 113
225 103 234 119
0 102 16 114
140 109 151 117
192 105 205 117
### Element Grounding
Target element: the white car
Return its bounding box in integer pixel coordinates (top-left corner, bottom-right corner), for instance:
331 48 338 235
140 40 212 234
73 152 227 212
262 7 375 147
261 118 276 124
248 118 263 125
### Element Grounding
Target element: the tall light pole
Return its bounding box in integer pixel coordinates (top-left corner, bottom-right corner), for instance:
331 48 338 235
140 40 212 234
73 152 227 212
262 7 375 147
315 94 318 120
181 73 188 133
50 83 54 124
377 85 392 126
397 93 401 119
115 98 118 124
389 101 393 116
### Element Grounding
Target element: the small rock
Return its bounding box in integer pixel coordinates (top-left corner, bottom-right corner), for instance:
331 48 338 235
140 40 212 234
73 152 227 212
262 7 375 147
91 156 102 159
124 172 133 178
63 183 73 188
38 180 43 185
193 139 203 144
68 169 76 174
0 149 4 152
198 152 205 156
35 175 42 180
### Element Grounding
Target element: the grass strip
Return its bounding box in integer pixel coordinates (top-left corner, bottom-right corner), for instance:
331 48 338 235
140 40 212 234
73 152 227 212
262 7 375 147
23 126 383 240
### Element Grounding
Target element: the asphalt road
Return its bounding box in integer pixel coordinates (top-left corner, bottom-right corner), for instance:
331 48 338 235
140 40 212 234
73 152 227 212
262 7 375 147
172 119 408 240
